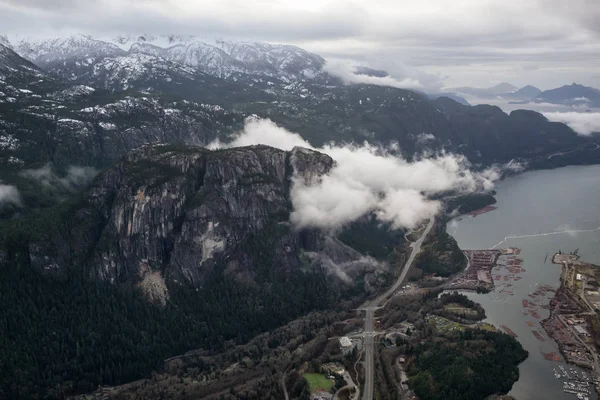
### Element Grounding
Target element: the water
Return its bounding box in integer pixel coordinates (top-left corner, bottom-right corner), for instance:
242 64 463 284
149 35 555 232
447 164 600 400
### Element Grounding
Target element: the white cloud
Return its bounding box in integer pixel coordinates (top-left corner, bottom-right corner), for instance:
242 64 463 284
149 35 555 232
416 133 436 143
323 60 423 90
0 183 21 206
211 118 499 230
208 117 311 150
20 163 98 189
543 111 600 135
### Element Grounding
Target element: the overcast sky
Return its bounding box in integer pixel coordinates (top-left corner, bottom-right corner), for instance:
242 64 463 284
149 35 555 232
1 0 599 89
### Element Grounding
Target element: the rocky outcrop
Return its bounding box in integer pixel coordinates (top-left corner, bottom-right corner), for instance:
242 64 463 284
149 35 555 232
1 144 387 302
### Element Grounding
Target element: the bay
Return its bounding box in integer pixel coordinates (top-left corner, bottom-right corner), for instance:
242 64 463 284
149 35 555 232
447 164 600 400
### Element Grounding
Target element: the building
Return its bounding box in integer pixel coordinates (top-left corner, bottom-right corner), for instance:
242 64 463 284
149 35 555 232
574 325 590 336
477 270 492 284
339 336 352 348
322 362 345 376
312 390 333 400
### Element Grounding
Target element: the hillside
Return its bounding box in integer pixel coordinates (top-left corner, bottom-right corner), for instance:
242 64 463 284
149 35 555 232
536 83 600 107
3 36 598 166
0 144 397 398
2 38 600 221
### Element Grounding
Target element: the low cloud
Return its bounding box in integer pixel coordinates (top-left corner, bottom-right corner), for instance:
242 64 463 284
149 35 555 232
20 164 98 189
208 118 309 150
415 133 436 143
323 60 423 90
543 112 600 135
0 183 21 206
211 118 499 230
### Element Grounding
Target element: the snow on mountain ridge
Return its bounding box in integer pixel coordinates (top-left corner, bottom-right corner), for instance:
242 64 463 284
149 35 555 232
4 34 326 79
0 36 12 50
55 52 202 91
8 34 126 66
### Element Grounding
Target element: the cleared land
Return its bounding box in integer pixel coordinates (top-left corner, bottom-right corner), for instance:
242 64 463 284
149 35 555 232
303 373 334 392
443 303 479 316
429 316 465 333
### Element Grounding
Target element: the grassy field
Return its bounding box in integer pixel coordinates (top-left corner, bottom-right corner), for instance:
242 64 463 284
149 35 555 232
472 322 497 332
444 303 479 316
304 373 334 392
429 315 465 332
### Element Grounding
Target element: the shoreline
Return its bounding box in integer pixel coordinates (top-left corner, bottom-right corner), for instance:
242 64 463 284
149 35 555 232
540 253 600 395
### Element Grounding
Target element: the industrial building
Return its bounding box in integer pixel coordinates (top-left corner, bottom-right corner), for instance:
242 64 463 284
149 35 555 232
574 325 590 336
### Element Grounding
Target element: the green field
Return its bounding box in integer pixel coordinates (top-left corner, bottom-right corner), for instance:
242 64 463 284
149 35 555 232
473 322 497 332
443 303 478 315
429 315 465 332
304 373 334 392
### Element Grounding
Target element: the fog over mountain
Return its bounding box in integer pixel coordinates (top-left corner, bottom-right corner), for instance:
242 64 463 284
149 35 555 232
545 112 600 136
210 118 502 230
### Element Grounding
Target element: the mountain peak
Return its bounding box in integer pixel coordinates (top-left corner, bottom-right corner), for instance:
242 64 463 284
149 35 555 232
0 35 11 49
536 82 600 107
4 33 325 79
488 82 518 94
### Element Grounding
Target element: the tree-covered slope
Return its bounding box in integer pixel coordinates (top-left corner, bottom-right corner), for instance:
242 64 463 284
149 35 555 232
0 144 392 398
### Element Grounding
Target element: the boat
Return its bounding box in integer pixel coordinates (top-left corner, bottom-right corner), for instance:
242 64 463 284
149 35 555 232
532 330 545 341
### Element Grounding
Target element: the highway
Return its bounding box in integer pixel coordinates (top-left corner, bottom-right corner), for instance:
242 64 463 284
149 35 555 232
361 216 435 400
362 307 375 400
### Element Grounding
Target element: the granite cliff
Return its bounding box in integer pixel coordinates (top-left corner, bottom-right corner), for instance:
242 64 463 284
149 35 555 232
1 144 389 301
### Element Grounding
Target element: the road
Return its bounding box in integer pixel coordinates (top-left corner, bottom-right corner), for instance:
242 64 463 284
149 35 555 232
281 365 289 400
578 279 600 373
361 216 435 400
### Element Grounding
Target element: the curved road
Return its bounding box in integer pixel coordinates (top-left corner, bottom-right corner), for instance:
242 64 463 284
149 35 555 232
361 216 435 400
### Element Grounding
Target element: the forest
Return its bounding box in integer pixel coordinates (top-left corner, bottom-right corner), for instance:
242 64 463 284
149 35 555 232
406 329 528 400
414 221 466 277
0 242 339 399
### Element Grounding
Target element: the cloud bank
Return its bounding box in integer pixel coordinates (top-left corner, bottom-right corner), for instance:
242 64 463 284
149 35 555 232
0 183 21 206
20 164 98 190
543 112 600 136
211 118 499 230
323 60 423 90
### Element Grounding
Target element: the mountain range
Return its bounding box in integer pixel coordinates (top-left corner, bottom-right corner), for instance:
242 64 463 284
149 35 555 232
444 81 600 107
0 32 599 399
2 34 599 219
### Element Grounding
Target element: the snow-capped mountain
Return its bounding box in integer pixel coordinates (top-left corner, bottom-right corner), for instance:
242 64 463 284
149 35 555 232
2 37 599 221
5 34 325 81
0 35 11 49
0 43 54 102
109 34 324 78
9 35 125 67
51 52 199 91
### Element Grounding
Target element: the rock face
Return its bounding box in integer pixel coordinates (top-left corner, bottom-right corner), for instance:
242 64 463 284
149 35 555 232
1 144 382 300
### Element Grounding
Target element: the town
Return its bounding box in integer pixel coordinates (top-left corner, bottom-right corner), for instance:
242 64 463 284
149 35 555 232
541 252 600 397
